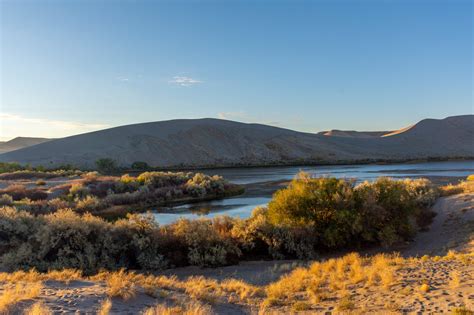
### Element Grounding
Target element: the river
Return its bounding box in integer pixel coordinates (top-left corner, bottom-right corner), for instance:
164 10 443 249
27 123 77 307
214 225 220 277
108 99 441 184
153 160 474 224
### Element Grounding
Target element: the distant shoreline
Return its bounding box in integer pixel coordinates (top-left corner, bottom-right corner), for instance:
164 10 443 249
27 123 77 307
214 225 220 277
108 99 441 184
125 156 474 173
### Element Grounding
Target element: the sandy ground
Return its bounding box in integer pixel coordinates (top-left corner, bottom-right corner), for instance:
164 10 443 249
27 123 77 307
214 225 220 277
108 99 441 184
2 193 473 314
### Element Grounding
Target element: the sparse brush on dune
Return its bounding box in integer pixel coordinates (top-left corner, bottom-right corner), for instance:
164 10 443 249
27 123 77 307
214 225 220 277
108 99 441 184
0 282 43 313
24 301 52 315
141 301 212 315
105 269 137 300
440 174 474 196
97 299 112 315
0 249 471 314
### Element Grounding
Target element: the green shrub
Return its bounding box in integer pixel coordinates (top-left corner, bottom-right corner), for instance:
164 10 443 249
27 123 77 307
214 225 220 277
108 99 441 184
0 194 13 206
96 158 119 174
131 161 150 170
267 173 437 248
170 217 241 267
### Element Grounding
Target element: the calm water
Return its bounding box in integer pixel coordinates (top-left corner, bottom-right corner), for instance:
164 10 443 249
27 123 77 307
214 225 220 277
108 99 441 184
153 160 474 224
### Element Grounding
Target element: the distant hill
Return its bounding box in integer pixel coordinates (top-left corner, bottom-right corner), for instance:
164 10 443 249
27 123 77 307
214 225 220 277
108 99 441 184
0 115 472 168
0 137 51 154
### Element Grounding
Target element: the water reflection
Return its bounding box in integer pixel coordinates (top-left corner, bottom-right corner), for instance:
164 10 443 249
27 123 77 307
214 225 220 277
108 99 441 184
153 160 474 225
154 197 271 225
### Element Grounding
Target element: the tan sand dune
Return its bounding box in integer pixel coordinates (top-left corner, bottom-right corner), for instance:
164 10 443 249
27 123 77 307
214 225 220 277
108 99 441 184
320 130 392 138
0 115 472 169
0 137 51 154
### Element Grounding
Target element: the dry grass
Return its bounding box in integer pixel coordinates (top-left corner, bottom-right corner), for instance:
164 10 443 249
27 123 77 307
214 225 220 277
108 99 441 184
24 301 52 315
419 283 430 293
0 250 472 313
0 282 43 312
264 252 400 306
449 271 461 289
141 301 212 315
97 298 112 315
0 268 82 284
440 179 474 196
219 279 263 301
105 269 137 300
452 305 474 315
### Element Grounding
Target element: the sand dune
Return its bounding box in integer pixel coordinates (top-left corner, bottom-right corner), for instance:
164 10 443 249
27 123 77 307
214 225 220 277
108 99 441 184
0 115 472 168
319 130 392 138
0 137 51 154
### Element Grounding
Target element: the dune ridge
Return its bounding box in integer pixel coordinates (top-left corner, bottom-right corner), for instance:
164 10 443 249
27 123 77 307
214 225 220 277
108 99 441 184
0 115 472 168
0 137 51 154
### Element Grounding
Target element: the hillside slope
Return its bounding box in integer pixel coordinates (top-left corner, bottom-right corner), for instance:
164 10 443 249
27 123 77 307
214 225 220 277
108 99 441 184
0 115 472 168
0 137 51 154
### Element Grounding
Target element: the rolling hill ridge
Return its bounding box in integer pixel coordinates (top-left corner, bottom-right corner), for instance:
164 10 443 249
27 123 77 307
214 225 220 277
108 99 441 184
0 115 472 168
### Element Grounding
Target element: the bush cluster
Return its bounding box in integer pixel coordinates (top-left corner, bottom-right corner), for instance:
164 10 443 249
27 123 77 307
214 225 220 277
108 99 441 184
0 162 79 177
267 174 439 248
0 175 439 273
3 171 236 217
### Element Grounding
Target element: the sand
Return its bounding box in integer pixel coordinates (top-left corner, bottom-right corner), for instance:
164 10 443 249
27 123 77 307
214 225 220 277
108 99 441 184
0 115 472 168
0 137 51 154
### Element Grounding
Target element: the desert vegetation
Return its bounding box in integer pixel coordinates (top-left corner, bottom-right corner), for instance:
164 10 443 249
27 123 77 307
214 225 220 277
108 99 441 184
0 250 472 314
440 175 474 196
0 172 472 313
0 174 441 273
0 170 242 218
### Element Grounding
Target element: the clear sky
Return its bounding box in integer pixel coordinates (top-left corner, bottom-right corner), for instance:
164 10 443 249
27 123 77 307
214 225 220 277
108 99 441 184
1 0 472 140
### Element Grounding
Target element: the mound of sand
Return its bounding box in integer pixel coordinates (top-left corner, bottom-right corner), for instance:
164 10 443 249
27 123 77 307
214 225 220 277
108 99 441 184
0 115 472 168
319 130 392 138
0 137 51 154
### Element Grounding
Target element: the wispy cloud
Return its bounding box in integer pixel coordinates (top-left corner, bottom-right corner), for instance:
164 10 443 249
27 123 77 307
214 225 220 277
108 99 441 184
116 76 130 82
0 113 110 139
169 76 202 87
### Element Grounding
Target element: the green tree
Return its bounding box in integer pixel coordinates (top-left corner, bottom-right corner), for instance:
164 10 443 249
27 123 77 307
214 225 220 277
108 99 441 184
95 158 118 174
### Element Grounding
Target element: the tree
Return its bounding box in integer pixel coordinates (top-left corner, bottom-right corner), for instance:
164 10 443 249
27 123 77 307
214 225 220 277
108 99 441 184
95 158 118 174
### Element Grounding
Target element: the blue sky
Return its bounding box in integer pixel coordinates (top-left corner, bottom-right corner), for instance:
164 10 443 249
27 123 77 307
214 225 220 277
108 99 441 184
1 0 472 140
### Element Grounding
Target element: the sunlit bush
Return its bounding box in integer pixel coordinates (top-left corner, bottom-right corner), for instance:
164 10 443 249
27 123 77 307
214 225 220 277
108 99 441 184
170 217 241 267
267 173 437 248
0 194 13 206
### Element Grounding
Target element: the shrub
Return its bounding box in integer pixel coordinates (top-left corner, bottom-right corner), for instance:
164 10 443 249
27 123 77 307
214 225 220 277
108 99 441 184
441 180 474 196
76 195 102 212
142 301 212 315
97 299 112 315
170 217 242 267
0 175 441 272
267 173 437 248
131 161 150 170
0 282 43 313
0 194 13 206
106 269 137 300
452 306 474 315
0 162 23 174
24 301 52 315
96 158 119 174
69 183 90 198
